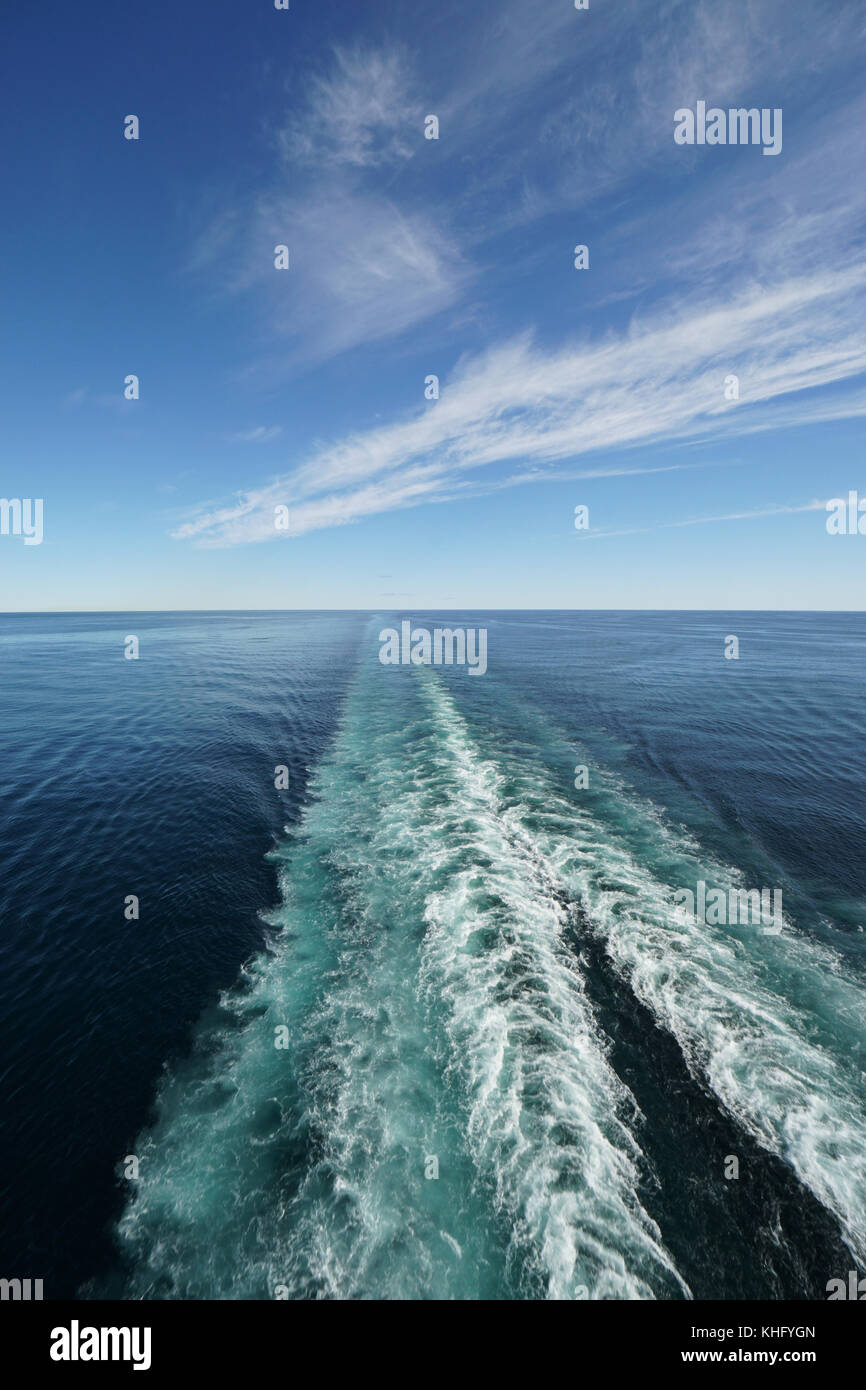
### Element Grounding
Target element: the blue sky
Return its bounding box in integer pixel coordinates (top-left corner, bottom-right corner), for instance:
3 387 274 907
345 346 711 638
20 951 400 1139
2 0 866 609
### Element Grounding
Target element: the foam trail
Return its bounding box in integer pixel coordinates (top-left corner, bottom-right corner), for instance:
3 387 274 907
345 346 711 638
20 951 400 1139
113 654 688 1300
115 672 501 1299
438 677 866 1267
414 675 689 1299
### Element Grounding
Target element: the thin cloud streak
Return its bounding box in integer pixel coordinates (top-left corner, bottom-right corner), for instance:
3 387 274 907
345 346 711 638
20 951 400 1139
230 426 282 444
173 266 866 547
582 500 828 540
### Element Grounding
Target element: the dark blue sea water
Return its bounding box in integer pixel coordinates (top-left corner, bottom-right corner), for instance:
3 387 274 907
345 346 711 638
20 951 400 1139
1 611 864 1299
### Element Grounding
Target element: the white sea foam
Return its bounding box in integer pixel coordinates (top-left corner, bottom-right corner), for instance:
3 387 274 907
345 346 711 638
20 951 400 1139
434 678 866 1267
114 657 866 1301
115 662 689 1299
415 677 689 1299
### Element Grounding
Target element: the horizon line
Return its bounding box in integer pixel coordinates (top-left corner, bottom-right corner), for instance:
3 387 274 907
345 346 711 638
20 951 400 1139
2 608 865 617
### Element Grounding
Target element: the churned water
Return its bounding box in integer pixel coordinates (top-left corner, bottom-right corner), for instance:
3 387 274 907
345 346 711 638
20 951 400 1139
1 612 863 1298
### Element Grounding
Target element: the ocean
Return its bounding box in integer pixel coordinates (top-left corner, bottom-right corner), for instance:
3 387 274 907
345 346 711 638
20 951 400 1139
1 610 864 1300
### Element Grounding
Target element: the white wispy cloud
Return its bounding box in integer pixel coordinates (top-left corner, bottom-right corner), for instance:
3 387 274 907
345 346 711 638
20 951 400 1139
173 265 866 547
230 426 282 444
279 44 418 169
186 0 866 373
582 499 828 539
250 189 469 362
445 0 866 242
173 1 866 550
670 500 828 527
188 40 471 367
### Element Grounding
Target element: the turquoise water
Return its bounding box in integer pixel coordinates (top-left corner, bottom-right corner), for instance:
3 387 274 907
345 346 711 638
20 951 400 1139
92 612 865 1300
